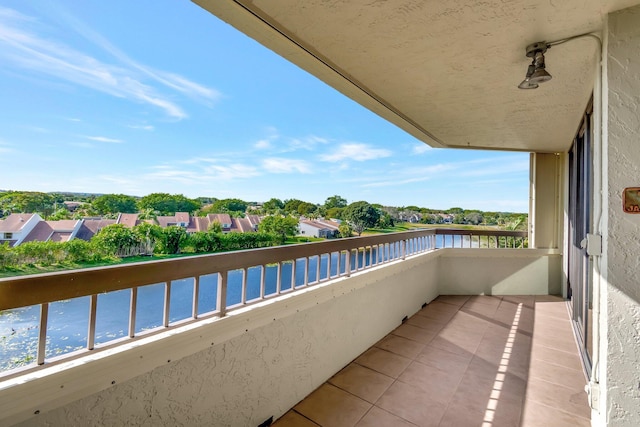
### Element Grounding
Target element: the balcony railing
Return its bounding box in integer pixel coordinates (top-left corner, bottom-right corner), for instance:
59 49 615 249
0 228 526 377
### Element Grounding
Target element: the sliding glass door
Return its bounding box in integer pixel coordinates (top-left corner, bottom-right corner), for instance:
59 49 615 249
567 102 593 372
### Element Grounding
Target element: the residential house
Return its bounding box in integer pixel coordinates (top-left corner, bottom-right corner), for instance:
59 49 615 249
20 219 82 244
75 218 117 241
299 218 340 238
0 213 42 246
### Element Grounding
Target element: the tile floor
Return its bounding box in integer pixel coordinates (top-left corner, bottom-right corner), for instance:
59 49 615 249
273 295 590 427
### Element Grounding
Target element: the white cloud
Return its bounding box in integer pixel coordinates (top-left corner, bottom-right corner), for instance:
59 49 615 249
319 143 392 162
204 164 261 180
412 144 432 154
0 7 220 119
262 157 311 174
254 139 271 149
287 135 329 151
85 135 123 143
128 124 154 131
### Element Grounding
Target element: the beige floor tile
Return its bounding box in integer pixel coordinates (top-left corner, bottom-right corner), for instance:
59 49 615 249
466 295 503 307
405 314 447 334
525 377 590 419
355 347 412 378
392 323 437 344
375 334 426 359
294 383 371 427
415 307 457 323
428 334 477 358
501 295 536 308
329 363 394 404
273 411 320 426
462 362 527 402
397 361 464 404
355 406 417 427
532 333 579 354
415 344 472 372
375 381 448 427
521 400 591 427
438 403 486 427
474 336 531 382
433 324 485 354
442 398 523 427
446 311 489 334
529 344 583 371
435 295 470 307
528 358 587 391
460 301 499 318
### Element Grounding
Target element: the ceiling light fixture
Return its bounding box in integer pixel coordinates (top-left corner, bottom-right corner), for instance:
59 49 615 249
518 32 601 90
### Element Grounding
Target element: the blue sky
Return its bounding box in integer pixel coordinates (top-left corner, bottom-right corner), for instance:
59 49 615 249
0 1 529 212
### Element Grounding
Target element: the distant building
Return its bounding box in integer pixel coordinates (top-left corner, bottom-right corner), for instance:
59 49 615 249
0 213 42 246
21 220 82 244
298 218 340 238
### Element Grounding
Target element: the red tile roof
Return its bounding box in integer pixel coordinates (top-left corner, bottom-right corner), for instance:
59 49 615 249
118 213 140 228
0 213 37 232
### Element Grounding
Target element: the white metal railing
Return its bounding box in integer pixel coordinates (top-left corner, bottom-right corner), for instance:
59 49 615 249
0 228 526 377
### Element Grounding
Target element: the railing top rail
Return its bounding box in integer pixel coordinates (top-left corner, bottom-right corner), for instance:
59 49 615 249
434 228 527 237
0 229 437 310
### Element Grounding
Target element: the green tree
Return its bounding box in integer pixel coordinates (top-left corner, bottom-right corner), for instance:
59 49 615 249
262 198 284 212
132 223 163 254
378 213 395 228
325 207 344 220
157 226 188 254
338 223 353 238
342 201 380 236
324 195 348 209
209 198 248 214
208 220 223 233
258 215 299 244
49 208 71 221
92 224 141 256
297 202 318 216
138 193 201 215
0 191 55 215
283 199 305 215
92 194 138 215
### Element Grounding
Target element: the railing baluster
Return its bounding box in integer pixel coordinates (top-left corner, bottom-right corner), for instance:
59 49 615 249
241 268 247 304
276 262 282 294
345 250 351 277
316 255 321 284
192 277 200 319
163 281 171 327
129 287 138 337
217 272 227 317
402 239 406 260
303 259 309 286
326 254 330 279
291 259 296 290
260 265 266 297
37 303 49 365
87 294 98 350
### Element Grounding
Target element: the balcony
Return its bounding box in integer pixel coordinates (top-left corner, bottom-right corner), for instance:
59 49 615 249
0 229 584 426
274 295 589 427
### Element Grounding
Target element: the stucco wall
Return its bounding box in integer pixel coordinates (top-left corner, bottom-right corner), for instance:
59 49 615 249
438 249 562 295
8 252 439 427
605 6 640 426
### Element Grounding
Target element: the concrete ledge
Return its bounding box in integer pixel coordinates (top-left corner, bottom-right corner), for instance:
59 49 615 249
438 248 562 295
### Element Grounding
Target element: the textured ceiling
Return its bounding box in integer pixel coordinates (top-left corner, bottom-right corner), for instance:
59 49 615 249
194 0 639 153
